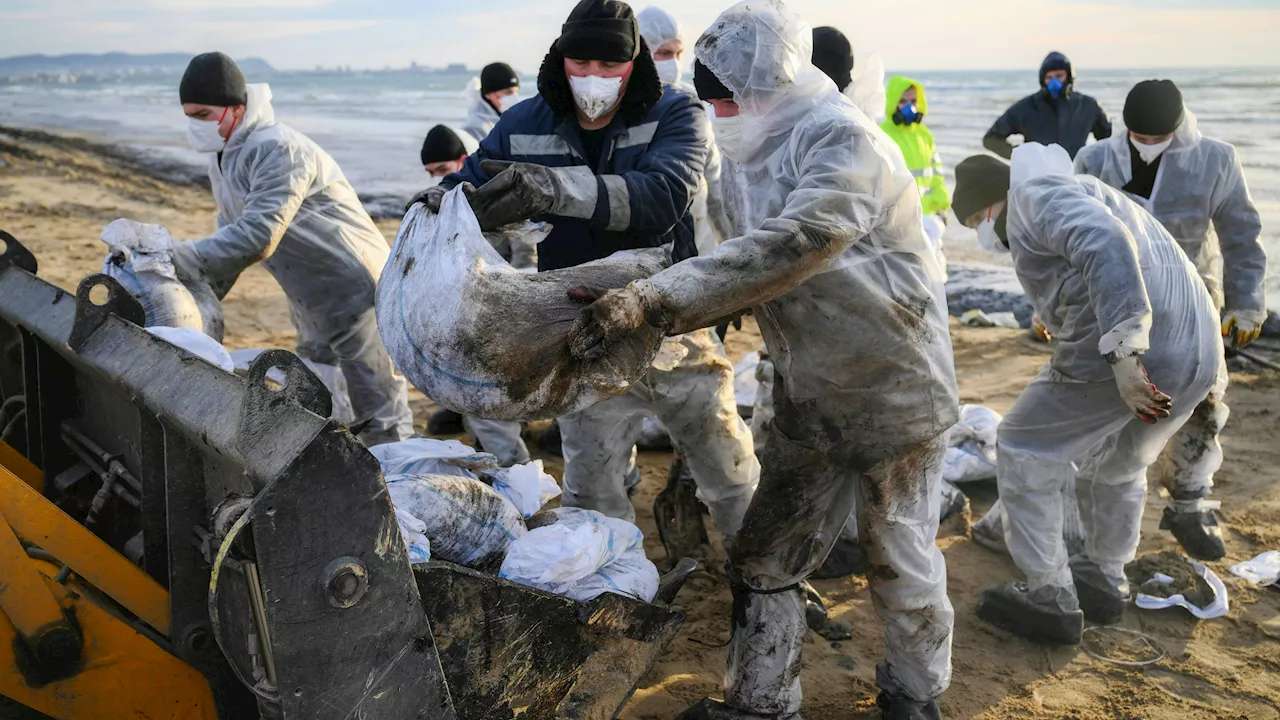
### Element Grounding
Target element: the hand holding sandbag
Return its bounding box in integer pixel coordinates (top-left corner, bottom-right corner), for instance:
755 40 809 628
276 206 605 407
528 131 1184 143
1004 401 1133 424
568 280 669 361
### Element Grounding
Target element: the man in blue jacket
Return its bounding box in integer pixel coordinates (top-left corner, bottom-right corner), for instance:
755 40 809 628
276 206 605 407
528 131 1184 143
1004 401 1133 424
984 51 1112 160
410 0 759 545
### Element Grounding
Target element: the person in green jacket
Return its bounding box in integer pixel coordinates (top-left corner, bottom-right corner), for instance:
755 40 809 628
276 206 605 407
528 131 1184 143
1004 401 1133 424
881 76 950 218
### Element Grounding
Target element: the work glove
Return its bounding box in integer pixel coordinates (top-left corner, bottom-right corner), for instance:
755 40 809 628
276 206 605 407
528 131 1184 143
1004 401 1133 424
1110 354 1172 424
404 185 448 214
170 240 205 283
1221 309 1265 349
567 280 668 361
1032 314 1054 343
471 160 594 231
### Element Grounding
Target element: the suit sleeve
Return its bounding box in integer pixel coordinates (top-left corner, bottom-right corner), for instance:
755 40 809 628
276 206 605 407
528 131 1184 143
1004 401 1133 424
1092 101 1113 141
1213 146 1268 313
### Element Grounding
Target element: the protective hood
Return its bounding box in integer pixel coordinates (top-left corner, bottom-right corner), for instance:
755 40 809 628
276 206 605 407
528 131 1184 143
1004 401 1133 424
464 77 498 117
1108 106 1202 169
637 6 681 51
1011 142 1073 188
1039 51 1074 87
535 36 663 126
884 75 926 120
843 51 886 123
224 83 275 151
694 0 840 162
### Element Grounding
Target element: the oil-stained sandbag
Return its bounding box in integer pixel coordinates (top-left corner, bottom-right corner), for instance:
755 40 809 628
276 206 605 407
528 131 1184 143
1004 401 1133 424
376 188 668 421
100 219 225 341
385 472 526 572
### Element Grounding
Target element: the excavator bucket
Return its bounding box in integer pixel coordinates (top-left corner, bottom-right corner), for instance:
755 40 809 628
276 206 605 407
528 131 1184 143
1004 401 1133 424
0 232 694 720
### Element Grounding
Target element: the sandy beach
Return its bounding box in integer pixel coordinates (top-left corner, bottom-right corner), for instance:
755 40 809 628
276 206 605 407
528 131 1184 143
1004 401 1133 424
3 125 1279 720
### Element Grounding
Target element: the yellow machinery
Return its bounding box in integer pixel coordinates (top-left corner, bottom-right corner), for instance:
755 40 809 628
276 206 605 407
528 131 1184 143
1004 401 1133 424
0 230 694 719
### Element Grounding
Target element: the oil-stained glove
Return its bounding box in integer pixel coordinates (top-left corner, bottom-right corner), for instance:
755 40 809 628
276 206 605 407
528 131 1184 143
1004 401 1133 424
1221 309 1265 349
1110 354 1172 424
170 240 205 283
567 280 669 361
470 160 598 230
405 184 447 214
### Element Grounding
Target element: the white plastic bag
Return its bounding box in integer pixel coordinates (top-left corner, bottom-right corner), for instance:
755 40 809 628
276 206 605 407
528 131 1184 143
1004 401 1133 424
500 507 659 603
1135 558 1229 620
733 350 761 412
1229 551 1280 586
489 459 561 518
145 326 235 373
385 473 526 571
101 219 224 341
376 189 669 421
369 438 498 478
228 348 356 423
394 507 432 564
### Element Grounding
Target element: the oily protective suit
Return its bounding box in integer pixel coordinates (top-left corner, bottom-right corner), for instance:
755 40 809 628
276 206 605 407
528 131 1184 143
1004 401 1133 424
460 78 503 145
181 84 414 445
983 52 1112 159
997 144 1223 597
638 5 735 254
845 52 887 124
645 2 960 712
1075 110 1266 513
880 76 950 217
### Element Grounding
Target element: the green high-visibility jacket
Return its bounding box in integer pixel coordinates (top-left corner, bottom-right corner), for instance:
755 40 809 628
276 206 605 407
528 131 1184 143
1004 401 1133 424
880 75 950 216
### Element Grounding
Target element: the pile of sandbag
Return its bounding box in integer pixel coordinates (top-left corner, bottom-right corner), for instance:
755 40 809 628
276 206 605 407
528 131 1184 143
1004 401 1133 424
370 437 658 603
375 188 669 422
100 219 224 341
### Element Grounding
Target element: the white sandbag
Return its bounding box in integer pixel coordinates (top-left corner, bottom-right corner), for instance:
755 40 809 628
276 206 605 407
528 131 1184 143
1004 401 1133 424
394 507 432 563
376 188 669 421
500 507 659 603
228 348 356 423
943 404 1002 483
370 438 498 478
385 473 525 572
100 219 224 341
489 459 562 518
733 350 761 413
145 326 234 372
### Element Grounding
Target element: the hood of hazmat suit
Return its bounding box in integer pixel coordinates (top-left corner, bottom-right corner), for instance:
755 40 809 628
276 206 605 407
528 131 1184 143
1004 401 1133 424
1074 109 1266 315
845 51 887 124
642 1 959 712
460 77 502 145
880 76 950 216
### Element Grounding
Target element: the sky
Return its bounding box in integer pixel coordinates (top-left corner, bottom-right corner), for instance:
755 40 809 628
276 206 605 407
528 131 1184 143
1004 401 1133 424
3 0 1279 72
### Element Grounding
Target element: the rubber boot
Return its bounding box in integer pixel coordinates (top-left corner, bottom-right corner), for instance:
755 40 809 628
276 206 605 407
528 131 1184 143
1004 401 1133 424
1069 555 1129 625
426 408 465 435
876 692 943 720
938 481 970 525
1160 507 1226 561
802 581 852 641
536 419 563 457
675 698 802 720
811 536 870 579
977 582 1083 645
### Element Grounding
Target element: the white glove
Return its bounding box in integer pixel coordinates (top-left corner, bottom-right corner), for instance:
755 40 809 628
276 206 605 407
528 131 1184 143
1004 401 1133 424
170 241 205 283
1110 354 1172 424
1222 309 1265 349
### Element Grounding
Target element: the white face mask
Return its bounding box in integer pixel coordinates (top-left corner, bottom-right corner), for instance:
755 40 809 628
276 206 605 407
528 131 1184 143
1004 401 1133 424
186 116 227 153
976 217 1008 254
1130 135 1173 165
712 113 744 163
654 58 682 86
568 74 624 121
497 92 522 113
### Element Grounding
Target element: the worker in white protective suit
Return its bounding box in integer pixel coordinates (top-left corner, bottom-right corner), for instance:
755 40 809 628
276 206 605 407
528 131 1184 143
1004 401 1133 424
460 62 523 143
568 3 959 716
173 52 414 445
1075 79 1267 560
954 143 1224 645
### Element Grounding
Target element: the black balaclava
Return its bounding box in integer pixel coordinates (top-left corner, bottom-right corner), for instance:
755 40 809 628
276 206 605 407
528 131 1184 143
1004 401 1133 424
420 125 467 166
953 154 1011 226
1039 51 1074 99
1124 79 1185 136
480 62 520 95
180 52 247 107
556 0 641 63
812 26 854 92
693 59 732 102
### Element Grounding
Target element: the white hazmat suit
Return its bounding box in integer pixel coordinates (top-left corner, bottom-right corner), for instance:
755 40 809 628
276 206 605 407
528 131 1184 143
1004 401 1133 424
178 84 414 445
1074 111 1266 546
991 144 1223 624
633 2 960 714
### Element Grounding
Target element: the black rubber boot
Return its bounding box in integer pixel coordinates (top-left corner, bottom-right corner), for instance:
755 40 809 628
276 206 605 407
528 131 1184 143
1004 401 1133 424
811 537 870 579
977 582 1083 645
1160 507 1227 561
876 692 943 720
426 408 465 435
802 581 852 641
675 698 801 720
938 483 970 525
1069 555 1129 625
536 419 563 457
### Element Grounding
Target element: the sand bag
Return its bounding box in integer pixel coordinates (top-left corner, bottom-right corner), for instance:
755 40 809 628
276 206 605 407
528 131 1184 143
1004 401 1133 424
500 507 659 603
370 438 498 478
376 188 669 421
145 326 234 372
486 460 562 518
229 349 356 423
944 404 1002 483
385 473 526 572
100 219 225 341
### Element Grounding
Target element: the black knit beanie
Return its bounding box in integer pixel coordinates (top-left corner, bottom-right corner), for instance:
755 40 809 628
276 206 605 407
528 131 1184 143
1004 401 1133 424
180 52 247 107
1124 80 1185 136
693 60 732 102
420 125 467 166
480 63 520 95
812 27 854 92
953 155 1011 225
557 0 640 63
